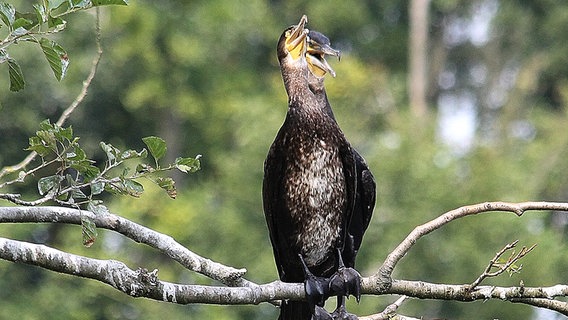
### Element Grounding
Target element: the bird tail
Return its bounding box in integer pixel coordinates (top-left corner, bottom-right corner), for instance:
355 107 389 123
279 300 312 320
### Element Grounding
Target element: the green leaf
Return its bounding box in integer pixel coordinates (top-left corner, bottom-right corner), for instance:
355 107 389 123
38 175 63 195
87 201 108 215
92 0 129 6
91 181 104 195
67 145 86 161
122 178 144 197
120 148 147 160
142 136 167 164
27 136 50 156
36 130 57 151
47 16 66 31
0 3 15 29
15 11 40 29
13 17 33 30
175 155 201 173
70 162 100 181
10 26 28 37
39 119 54 131
80 214 98 247
55 125 73 141
39 37 69 81
100 141 120 162
69 0 92 9
71 188 87 200
47 0 67 11
155 177 176 199
33 3 47 23
7 58 25 91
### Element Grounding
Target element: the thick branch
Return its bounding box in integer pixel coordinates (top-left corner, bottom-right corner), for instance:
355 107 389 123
3 202 568 316
0 206 248 286
0 237 302 304
2 234 568 315
3 235 568 311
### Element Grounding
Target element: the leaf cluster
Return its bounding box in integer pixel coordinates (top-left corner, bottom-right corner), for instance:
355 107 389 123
0 0 126 91
2 119 200 245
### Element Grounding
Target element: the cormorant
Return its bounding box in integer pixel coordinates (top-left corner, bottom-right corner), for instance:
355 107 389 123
263 16 375 320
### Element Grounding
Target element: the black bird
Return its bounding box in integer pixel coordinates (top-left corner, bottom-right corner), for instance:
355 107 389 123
306 30 377 318
263 16 375 320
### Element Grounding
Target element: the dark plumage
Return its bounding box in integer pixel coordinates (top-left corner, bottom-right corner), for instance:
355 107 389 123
263 16 375 320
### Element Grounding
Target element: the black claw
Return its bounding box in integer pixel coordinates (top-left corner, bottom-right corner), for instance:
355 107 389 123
299 254 330 309
329 250 362 302
312 305 333 320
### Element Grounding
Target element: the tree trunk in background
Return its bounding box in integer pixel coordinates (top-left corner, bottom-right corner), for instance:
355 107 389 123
409 0 430 117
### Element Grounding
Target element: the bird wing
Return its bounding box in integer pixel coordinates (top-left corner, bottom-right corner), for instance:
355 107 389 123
263 138 286 278
343 149 376 268
337 140 358 260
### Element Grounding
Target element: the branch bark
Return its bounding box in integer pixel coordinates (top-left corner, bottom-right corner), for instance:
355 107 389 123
0 206 248 286
0 237 302 304
2 202 568 316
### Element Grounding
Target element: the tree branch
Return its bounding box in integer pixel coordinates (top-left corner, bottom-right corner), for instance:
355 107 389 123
0 237 303 304
2 234 568 315
2 202 568 316
0 206 248 286
373 201 568 287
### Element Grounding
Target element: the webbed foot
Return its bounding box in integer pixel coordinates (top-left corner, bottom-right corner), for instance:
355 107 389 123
329 249 362 302
299 254 331 310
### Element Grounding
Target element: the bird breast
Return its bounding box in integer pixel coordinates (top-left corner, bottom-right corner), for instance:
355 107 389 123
285 137 346 266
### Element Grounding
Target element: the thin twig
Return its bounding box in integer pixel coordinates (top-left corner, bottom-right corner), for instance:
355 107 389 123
469 240 536 290
0 193 54 206
55 8 102 127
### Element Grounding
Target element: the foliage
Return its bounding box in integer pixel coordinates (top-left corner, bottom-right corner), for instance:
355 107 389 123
0 0 127 91
1 118 200 248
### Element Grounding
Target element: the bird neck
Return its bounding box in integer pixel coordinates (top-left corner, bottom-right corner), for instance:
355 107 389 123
308 76 337 121
280 63 320 111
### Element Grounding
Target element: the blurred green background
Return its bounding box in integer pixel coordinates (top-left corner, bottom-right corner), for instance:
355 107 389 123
2 0 568 319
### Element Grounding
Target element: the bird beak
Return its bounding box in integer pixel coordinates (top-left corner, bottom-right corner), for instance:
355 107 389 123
286 15 309 60
307 38 341 78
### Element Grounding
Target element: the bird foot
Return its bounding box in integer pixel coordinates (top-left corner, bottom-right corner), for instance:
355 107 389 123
312 305 334 320
331 303 358 320
329 251 362 302
329 266 361 301
299 255 330 309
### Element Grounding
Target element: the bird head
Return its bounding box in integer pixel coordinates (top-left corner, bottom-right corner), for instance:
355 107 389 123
306 30 341 78
277 15 309 63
